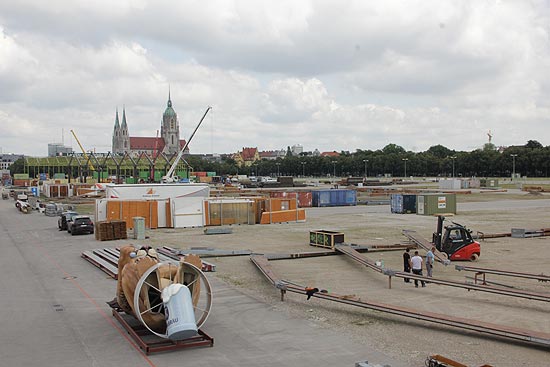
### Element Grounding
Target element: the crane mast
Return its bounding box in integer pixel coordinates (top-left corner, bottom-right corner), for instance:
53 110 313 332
162 106 212 183
70 129 95 171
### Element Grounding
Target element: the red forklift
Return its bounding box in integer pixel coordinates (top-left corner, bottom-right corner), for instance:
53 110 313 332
432 215 480 261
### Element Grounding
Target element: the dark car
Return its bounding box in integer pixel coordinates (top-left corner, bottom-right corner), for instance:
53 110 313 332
58 211 79 230
68 215 94 235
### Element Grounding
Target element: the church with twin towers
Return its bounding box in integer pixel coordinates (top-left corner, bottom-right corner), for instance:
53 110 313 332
111 91 187 157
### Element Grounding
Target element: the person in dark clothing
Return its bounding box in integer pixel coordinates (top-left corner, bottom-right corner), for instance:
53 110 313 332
403 248 411 283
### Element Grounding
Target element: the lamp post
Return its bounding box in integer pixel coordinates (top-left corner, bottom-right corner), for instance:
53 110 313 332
510 154 518 179
332 160 337 178
402 158 408 178
275 162 281 177
450 156 457 178
301 161 306 177
363 159 368 178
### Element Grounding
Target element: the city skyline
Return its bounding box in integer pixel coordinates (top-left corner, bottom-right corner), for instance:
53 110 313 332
1 1 550 156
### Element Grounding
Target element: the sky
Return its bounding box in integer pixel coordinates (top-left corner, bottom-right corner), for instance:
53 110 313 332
1 0 550 157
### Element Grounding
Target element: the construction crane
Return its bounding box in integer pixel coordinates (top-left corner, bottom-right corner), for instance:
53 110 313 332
70 129 95 171
162 106 212 183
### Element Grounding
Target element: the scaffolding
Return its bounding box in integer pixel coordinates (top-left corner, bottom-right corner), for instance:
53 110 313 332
23 152 192 183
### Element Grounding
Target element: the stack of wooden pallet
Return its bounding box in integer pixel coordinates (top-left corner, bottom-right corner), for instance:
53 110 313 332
95 221 128 241
112 220 127 240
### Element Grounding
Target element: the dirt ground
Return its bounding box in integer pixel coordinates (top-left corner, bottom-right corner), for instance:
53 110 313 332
111 186 550 366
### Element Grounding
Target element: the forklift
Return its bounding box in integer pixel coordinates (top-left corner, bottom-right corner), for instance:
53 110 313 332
432 215 480 261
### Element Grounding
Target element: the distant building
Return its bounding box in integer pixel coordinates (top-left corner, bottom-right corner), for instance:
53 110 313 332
0 154 24 170
234 147 260 167
259 149 285 160
291 144 303 156
112 91 187 157
48 143 73 157
320 151 340 157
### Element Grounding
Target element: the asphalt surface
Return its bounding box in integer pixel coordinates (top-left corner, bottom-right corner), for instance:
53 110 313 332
0 198 405 367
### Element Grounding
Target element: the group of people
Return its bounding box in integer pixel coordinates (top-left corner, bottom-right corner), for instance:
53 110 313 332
402 246 436 288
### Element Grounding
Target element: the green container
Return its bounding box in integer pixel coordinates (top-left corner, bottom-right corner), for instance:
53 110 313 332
416 193 456 216
93 171 109 179
154 171 162 181
207 171 216 177
309 230 345 249
139 171 150 179
53 173 66 179
176 170 189 179
125 177 136 184
480 178 499 188
14 173 29 179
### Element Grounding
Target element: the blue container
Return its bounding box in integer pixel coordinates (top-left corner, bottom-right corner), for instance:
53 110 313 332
312 189 357 207
390 194 417 214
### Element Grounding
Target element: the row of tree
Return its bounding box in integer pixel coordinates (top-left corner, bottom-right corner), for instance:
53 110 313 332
184 140 548 178
10 140 548 178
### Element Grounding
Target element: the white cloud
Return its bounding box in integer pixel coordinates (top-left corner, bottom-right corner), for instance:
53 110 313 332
1 1 550 156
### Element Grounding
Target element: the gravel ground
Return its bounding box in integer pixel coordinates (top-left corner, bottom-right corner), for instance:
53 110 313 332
120 188 550 366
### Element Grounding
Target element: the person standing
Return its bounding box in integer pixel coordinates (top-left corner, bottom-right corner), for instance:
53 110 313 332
403 248 411 283
426 246 435 278
410 251 426 288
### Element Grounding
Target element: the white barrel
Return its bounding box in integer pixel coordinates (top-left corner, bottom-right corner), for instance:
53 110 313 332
162 283 197 340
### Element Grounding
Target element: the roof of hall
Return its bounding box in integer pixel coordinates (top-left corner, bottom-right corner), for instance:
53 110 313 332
129 136 187 151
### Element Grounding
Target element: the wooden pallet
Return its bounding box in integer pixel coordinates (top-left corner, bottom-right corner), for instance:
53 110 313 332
112 309 213 355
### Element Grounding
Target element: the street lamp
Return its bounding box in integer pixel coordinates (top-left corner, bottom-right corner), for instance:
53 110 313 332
450 156 457 178
301 161 306 177
363 159 368 178
402 158 408 178
275 162 280 177
510 154 518 179
332 160 337 178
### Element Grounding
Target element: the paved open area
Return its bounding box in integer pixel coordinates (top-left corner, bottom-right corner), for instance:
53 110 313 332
1 188 550 366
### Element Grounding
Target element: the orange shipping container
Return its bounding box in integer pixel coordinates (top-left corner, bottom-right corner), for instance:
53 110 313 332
106 200 159 229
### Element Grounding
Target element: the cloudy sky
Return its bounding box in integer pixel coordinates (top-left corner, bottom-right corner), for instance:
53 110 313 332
1 0 550 157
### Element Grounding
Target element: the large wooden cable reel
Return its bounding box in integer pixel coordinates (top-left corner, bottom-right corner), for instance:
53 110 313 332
133 261 213 339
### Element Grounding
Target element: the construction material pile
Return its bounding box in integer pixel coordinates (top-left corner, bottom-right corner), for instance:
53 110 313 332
95 220 127 241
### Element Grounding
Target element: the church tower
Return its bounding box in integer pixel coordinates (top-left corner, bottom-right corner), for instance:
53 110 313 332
112 107 130 155
112 108 121 154
160 89 180 155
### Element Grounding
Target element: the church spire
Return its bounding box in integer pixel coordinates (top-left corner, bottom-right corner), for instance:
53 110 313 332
167 85 172 108
114 107 120 129
122 106 127 128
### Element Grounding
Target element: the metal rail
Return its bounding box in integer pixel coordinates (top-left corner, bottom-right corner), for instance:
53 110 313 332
455 264 550 283
335 245 550 303
250 255 550 348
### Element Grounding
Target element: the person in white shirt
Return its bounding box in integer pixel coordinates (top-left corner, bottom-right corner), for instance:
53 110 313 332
410 251 426 288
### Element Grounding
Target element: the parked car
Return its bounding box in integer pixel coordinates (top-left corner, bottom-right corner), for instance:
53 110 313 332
58 211 79 230
68 215 94 235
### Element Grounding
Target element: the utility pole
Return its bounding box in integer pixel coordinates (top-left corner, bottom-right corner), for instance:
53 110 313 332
450 156 457 178
363 159 368 178
510 154 518 179
402 158 408 178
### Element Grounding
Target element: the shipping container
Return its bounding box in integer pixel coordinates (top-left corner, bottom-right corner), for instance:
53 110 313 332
480 178 499 188
277 176 294 187
309 230 345 249
438 179 461 190
416 193 456 216
311 189 357 207
203 198 256 226
390 194 417 214
207 171 216 177
193 171 207 177
53 173 66 179
14 173 29 180
13 179 30 187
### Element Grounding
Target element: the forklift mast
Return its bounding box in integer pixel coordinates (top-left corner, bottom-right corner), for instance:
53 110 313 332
432 215 445 251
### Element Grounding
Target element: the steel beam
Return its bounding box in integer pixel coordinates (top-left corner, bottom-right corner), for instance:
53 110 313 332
250 255 550 348
455 265 550 283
